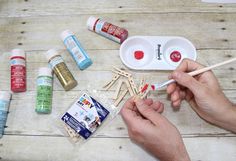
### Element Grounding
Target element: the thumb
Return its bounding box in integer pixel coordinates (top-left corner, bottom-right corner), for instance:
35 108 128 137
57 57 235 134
172 71 203 94
134 97 162 125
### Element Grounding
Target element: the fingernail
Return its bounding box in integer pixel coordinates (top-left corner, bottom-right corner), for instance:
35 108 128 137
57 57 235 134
134 96 141 103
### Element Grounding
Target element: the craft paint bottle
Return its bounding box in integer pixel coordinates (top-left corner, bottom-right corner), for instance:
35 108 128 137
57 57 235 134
0 91 11 138
87 16 128 44
35 67 53 114
10 49 26 92
45 49 77 91
61 30 92 70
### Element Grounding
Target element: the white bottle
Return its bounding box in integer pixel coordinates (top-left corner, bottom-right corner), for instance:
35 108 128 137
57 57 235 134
61 30 92 70
10 49 27 92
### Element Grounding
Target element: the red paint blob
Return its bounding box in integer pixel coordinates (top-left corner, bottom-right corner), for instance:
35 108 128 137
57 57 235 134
141 84 149 93
170 51 181 62
134 50 144 60
151 85 155 90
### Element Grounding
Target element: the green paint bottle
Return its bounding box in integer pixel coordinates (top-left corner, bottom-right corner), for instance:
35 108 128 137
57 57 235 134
35 67 53 114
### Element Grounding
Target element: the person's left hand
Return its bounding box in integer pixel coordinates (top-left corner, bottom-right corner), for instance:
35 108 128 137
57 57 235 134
120 97 190 161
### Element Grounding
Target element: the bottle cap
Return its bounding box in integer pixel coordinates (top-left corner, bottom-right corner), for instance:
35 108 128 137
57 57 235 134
87 16 99 31
60 30 74 41
0 91 11 102
45 49 60 61
11 49 25 58
38 67 52 77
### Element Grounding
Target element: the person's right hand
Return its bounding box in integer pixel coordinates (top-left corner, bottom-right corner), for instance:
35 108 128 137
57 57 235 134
120 97 190 161
167 59 236 132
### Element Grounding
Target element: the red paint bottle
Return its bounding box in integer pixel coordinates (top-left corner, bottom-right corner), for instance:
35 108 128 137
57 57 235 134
10 49 26 92
87 16 128 44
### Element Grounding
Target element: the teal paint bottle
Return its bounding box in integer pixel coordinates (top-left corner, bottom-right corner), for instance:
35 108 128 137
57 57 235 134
35 67 53 114
61 30 92 70
0 91 11 138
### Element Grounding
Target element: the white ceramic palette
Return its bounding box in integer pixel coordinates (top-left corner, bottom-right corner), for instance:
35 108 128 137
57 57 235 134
120 36 197 70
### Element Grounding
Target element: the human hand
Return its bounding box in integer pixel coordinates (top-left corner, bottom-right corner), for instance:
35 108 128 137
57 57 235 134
167 59 236 132
120 97 190 161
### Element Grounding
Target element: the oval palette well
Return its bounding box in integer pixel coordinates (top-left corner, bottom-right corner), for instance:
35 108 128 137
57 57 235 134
120 36 197 70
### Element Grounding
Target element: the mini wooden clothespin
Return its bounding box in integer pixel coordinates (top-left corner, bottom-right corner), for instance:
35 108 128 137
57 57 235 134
124 79 135 96
103 66 145 106
63 123 80 142
137 83 151 99
112 67 132 77
113 89 128 107
128 76 138 95
138 78 145 92
103 74 120 90
113 79 124 99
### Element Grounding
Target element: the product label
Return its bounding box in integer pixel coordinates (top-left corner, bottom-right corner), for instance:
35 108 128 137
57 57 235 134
61 93 109 139
37 76 52 87
36 76 53 112
95 20 125 43
49 56 64 69
10 58 25 66
64 36 87 64
11 58 26 91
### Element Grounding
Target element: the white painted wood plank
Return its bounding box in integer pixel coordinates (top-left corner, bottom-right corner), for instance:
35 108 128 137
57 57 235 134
0 0 236 18
1 49 236 90
184 137 236 161
0 13 235 51
2 90 235 136
202 0 236 3
0 135 236 161
0 136 157 161
1 49 236 69
0 67 235 91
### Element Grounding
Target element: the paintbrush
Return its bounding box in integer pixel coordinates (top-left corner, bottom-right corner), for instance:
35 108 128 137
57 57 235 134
151 57 236 90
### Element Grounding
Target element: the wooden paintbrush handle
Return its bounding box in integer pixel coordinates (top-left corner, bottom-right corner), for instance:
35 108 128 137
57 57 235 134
188 57 236 77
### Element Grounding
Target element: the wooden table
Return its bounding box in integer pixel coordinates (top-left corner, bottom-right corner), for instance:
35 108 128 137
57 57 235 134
0 0 236 160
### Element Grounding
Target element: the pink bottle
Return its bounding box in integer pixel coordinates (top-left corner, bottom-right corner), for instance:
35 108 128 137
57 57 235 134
10 49 26 92
87 16 128 44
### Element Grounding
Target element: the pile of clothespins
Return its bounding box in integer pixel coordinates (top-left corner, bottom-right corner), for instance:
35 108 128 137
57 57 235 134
62 67 151 142
103 67 151 106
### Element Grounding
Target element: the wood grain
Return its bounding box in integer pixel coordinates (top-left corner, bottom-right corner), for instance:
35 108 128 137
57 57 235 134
0 0 236 160
0 13 235 52
1 50 235 90
2 90 235 137
0 0 236 18
0 136 236 161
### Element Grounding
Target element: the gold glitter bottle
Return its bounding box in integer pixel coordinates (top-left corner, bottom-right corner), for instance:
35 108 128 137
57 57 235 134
45 49 77 91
